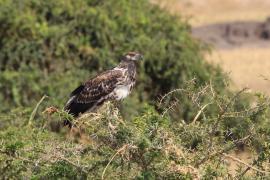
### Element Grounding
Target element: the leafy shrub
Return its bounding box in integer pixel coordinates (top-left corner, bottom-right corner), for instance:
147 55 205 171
1 84 270 179
0 0 224 120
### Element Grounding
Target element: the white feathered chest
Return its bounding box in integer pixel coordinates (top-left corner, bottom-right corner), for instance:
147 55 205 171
110 65 136 101
113 84 132 100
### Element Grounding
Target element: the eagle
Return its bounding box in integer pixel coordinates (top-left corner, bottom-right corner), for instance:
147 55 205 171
64 52 143 127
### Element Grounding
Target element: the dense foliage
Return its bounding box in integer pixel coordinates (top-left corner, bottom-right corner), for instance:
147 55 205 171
1 85 270 179
0 0 224 119
1 0 270 179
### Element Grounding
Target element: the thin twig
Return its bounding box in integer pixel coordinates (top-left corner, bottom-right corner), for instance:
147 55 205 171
192 103 211 124
60 156 88 174
28 95 48 127
210 88 248 135
195 135 251 167
191 85 209 105
236 158 261 178
207 88 249 152
158 88 187 107
223 153 269 175
209 80 216 98
101 144 128 180
162 99 179 117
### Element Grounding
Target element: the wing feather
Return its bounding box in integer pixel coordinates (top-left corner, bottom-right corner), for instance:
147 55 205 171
64 69 125 116
76 69 124 103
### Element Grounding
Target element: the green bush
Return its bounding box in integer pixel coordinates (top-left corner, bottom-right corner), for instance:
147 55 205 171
1 87 270 179
0 0 224 120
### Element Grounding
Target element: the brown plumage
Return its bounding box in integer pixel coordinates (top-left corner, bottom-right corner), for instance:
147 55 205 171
64 52 143 126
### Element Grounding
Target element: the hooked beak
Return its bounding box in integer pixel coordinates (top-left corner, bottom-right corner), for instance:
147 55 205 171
136 54 143 61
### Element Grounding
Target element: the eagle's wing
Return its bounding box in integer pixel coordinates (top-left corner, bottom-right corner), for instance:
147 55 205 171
64 69 125 116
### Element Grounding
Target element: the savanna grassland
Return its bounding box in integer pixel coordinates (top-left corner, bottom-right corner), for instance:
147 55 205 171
1 0 270 179
155 0 270 95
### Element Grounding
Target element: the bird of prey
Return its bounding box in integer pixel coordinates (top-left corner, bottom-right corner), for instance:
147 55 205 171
64 52 143 126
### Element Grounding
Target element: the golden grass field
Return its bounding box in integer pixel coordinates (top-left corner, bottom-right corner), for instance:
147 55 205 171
154 0 270 95
208 48 270 94
154 0 270 26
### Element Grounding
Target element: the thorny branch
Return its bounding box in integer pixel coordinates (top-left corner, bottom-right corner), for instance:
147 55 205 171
209 88 249 137
101 144 137 180
195 135 251 167
222 153 269 175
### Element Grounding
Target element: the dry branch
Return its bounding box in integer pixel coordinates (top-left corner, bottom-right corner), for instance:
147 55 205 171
223 153 269 175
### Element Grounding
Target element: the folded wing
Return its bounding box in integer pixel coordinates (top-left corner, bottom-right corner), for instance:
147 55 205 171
64 69 124 117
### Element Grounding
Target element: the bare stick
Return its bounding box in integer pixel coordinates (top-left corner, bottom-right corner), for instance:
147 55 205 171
102 144 128 180
162 99 179 117
192 103 211 124
223 153 269 175
158 88 187 107
210 88 248 135
28 95 48 127
60 156 88 174
195 135 251 167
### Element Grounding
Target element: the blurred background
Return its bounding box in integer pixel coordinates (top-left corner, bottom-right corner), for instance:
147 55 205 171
1 1 270 178
154 0 270 94
1 0 269 113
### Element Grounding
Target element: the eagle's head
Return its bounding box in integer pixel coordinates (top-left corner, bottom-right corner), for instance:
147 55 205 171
122 52 143 61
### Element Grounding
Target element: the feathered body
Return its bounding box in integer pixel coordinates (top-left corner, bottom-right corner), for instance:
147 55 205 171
64 52 142 126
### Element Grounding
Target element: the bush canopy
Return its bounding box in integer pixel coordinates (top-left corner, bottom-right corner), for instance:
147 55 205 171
0 0 224 119
1 0 270 179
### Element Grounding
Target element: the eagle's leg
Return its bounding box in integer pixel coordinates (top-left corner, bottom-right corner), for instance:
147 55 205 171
86 100 106 113
111 100 121 110
64 119 73 128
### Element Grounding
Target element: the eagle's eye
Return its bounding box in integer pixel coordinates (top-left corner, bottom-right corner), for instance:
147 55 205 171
124 52 143 61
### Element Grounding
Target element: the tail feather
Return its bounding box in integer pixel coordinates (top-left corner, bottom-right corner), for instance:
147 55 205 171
64 101 93 127
64 86 107 128
65 101 95 117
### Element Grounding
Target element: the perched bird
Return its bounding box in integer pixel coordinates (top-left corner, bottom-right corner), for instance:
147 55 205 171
64 52 143 126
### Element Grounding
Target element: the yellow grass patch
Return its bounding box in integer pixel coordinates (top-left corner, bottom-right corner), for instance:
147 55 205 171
207 48 270 94
153 0 270 26
153 0 270 95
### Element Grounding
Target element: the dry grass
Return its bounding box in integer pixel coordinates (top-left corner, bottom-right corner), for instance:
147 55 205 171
153 0 270 26
154 0 270 95
207 48 270 94
225 148 255 176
